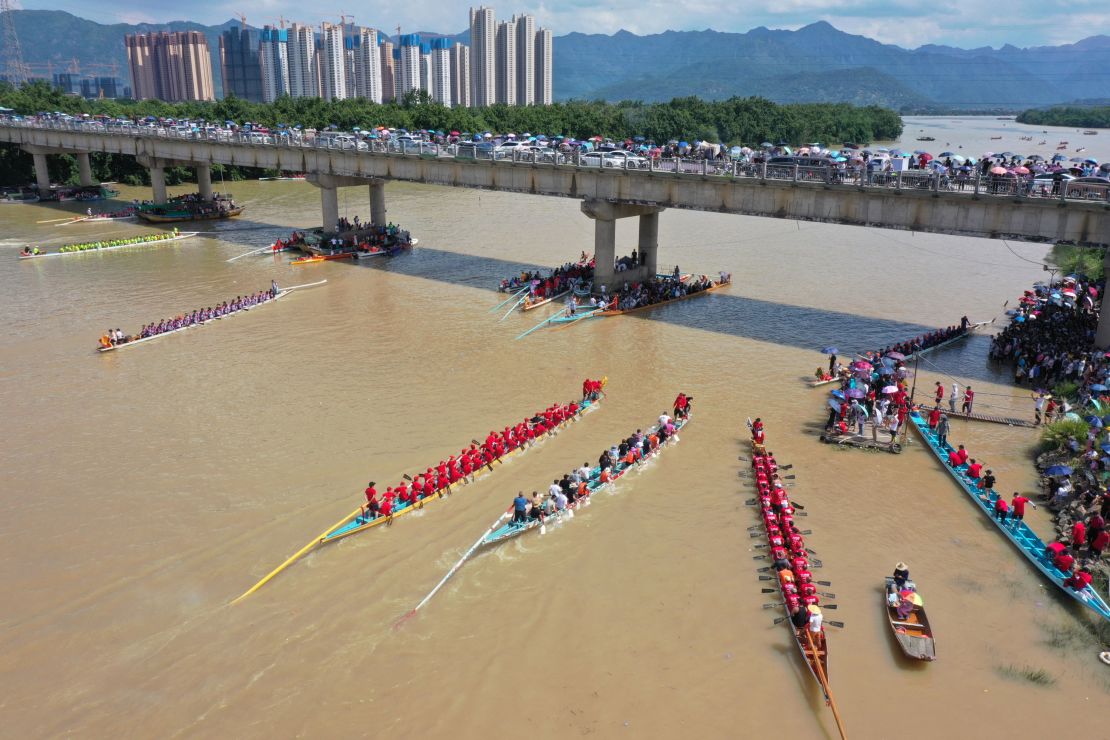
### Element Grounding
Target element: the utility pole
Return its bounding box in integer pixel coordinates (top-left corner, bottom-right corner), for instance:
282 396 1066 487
0 0 30 86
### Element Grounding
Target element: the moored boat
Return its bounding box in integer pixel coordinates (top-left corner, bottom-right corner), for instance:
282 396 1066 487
138 205 243 223
884 575 936 660
908 411 1110 622
547 275 728 325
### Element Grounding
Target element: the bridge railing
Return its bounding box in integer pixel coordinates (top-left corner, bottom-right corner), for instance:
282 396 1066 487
2 119 1108 205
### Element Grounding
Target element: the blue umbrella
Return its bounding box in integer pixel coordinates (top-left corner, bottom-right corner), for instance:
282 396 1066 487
831 390 846 400
828 399 842 411
1086 415 1104 428
879 367 894 375
1045 465 1073 476
822 346 839 354
1091 384 1108 392
1101 443 1110 454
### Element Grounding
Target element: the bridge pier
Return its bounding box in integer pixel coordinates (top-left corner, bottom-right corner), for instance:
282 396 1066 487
149 164 167 204
30 150 50 192
76 153 94 187
196 164 213 201
369 181 387 226
320 185 340 234
581 199 666 292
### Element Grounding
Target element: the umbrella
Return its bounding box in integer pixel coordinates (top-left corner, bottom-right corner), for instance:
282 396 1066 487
990 166 1008 175
884 351 906 361
1014 166 1030 175
1092 384 1109 392
828 399 842 411
938 151 956 157
1101 443 1110 454
822 346 839 354
879 367 894 375
851 360 873 370
900 591 924 607
831 390 846 400
882 385 898 394
1044 465 1073 476
846 388 866 399
1086 415 1104 428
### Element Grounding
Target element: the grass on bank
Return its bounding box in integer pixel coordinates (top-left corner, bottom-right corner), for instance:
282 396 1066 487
994 664 1057 687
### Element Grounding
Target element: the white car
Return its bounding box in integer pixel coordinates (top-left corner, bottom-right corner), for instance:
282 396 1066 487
603 151 648 169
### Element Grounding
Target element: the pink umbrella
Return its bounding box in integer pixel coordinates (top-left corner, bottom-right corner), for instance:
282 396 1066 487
990 166 1007 175
882 385 898 394
1014 166 1030 175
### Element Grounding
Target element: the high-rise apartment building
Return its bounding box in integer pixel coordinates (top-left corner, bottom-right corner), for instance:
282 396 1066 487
80 76 122 99
468 6 496 107
353 28 382 103
379 39 395 102
397 34 422 98
219 27 263 101
495 19 516 105
125 31 215 102
451 43 471 108
259 26 290 102
534 27 553 105
52 73 80 95
429 38 453 107
286 24 317 98
513 14 534 106
319 23 347 101
420 43 434 98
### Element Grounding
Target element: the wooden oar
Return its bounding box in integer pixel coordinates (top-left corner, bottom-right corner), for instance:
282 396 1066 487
806 627 849 740
36 216 78 223
515 307 568 340
395 505 514 627
489 285 530 313
227 245 274 262
230 504 363 603
554 306 602 329
281 279 328 292
498 291 530 321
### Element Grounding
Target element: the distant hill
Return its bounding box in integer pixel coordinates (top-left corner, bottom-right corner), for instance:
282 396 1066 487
2 12 1108 109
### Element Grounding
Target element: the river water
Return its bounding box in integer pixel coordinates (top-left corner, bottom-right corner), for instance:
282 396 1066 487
1 117 1108 739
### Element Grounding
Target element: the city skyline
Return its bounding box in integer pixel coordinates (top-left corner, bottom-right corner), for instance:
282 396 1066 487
17 0 1106 49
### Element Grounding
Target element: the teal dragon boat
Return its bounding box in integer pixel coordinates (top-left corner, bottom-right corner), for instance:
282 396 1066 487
908 411 1110 622
397 413 690 623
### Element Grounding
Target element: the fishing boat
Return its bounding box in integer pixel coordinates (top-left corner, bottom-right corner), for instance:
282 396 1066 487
232 383 608 602
808 320 988 387
908 411 1110 622
746 421 847 740
396 408 687 624
884 576 936 660
18 231 198 259
96 281 326 353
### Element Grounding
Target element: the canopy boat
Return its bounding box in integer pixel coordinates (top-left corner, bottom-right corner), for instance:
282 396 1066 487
18 231 198 259
809 320 988 387
884 575 936 660
232 383 608 601
138 197 243 223
138 205 243 223
908 411 1110 622
96 281 326 353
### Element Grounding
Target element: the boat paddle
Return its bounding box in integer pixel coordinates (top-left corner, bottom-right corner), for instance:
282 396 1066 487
394 504 514 628
227 245 273 262
498 291 530 321
489 284 530 313
515 306 568 340
806 628 848 740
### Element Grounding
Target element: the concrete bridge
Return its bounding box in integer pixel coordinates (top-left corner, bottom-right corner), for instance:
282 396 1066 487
4 120 1110 340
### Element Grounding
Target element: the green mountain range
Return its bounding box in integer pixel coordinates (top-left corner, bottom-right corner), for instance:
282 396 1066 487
2 11 1108 110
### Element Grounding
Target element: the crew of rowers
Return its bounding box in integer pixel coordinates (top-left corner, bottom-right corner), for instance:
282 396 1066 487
98 282 280 347
356 382 606 522
22 227 180 256
270 232 307 252
816 316 971 382
498 254 594 301
83 207 136 219
749 420 825 637
598 270 727 313
508 398 689 526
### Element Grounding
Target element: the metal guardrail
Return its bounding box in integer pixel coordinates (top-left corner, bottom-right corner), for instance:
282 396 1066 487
2 119 1107 204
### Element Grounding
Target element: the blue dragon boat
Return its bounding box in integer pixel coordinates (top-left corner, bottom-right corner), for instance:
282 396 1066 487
908 411 1110 622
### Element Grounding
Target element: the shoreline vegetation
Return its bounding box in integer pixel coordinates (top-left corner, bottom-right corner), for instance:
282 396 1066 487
0 81 901 189
1016 106 1110 129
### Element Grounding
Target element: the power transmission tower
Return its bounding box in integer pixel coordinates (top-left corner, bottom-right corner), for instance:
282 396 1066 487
0 0 29 85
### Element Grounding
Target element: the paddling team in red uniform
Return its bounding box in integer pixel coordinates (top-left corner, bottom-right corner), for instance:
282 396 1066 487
357 379 607 523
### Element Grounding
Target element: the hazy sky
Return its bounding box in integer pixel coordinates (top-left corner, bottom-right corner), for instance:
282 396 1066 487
20 0 1109 48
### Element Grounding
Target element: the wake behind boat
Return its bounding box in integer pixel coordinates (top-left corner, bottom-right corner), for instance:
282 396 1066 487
397 400 691 624
96 280 326 352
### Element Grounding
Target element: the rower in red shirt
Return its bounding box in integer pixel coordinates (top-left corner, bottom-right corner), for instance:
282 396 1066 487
928 406 941 430
1072 520 1086 549
1010 493 1036 522
966 459 982 480
955 445 969 466
1053 547 1075 573
361 481 379 518
1064 568 1093 591
673 392 689 419
993 496 1009 523
947 449 962 468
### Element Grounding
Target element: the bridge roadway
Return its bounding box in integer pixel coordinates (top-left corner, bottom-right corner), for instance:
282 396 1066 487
5 120 1110 342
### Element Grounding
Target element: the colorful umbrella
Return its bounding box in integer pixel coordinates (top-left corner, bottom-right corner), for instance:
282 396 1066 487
882 385 898 394
822 346 839 354
886 351 906 361
831 390 846 400
1045 465 1073 476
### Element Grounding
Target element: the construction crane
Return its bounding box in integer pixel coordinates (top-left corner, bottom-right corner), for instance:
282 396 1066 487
235 12 247 30
277 15 288 29
0 0 30 85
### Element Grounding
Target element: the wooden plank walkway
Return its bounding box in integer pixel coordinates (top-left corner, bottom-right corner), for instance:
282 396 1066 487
920 408 1036 428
